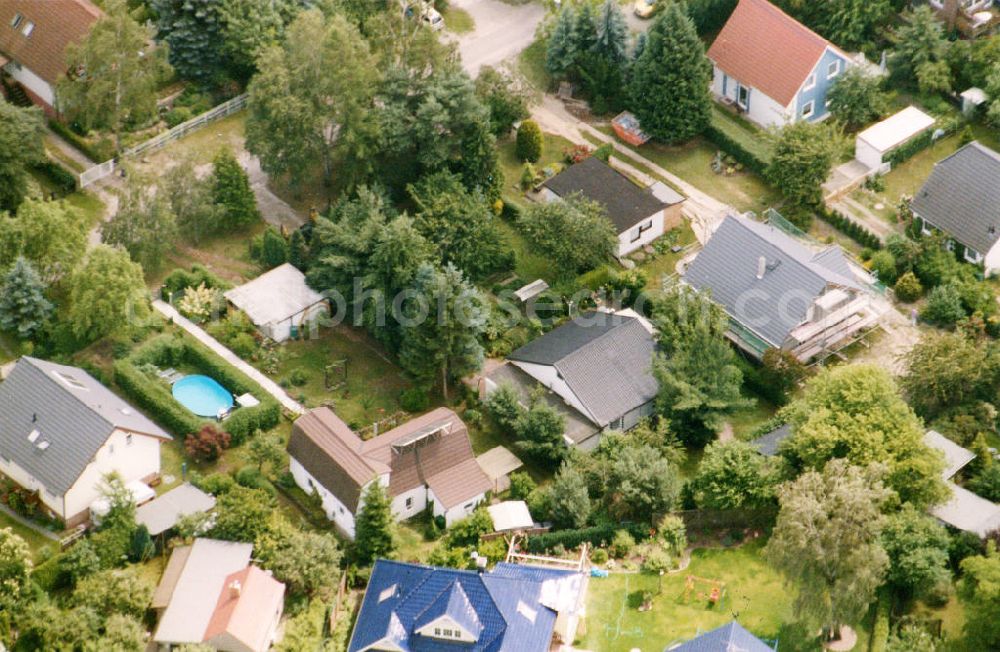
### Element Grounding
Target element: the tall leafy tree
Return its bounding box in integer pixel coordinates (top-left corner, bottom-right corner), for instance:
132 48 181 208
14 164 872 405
549 463 591 529
767 121 834 208
652 285 750 443
474 66 530 137
211 148 261 231
960 544 1000 650
766 460 892 639
827 67 890 129
256 519 342 596
102 172 178 271
776 0 891 50
882 505 951 598
68 245 149 342
246 10 379 188
513 393 567 465
0 257 53 339
354 482 396 565
516 195 617 276
690 440 779 509
0 198 88 284
60 0 167 150
889 6 952 94
0 527 32 615
781 364 948 508
152 0 226 84
160 158 218 245
901 332 1000 420
594 0 629 63
604 444 681 524
218 0 302 81
408 171 513 282
629 2 712 143
0 99 44 213
398 263 488 399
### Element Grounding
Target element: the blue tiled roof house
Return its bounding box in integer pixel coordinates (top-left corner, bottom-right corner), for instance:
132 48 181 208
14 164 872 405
348 560 585 651
668 621 776 652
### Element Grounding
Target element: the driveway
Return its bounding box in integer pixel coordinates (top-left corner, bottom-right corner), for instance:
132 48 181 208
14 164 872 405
450 0 546 76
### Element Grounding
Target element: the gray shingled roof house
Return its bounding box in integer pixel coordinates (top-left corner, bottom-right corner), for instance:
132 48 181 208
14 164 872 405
487 310 658 450
287 407 491 539
683 215 877 362
911 141 1000 272
540 157 684 257
0 357 170 526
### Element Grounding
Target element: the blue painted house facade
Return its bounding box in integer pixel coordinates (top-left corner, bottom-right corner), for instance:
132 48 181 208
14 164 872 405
707 0 852 128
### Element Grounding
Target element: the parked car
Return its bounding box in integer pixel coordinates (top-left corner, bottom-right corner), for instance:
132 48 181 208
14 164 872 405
404 2 445 30
634 0 656 18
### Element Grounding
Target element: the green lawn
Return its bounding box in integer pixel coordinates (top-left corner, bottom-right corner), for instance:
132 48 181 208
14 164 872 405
443 6 475 33
269 324 413 430
150 221 266 288
710 104 774 164
498 131 577 204
728 395 779 441
635 222 698 291
581 540 796 651
138 111 248 171
597 126 782 214
495 219 558 286
518 37 550 92
0 511 56 562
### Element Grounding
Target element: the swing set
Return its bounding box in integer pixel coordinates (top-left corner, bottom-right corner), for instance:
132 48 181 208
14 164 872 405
683 575 727 608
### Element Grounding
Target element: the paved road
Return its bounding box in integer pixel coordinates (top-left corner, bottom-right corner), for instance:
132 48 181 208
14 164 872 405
451 0 546 76
152 300 305 415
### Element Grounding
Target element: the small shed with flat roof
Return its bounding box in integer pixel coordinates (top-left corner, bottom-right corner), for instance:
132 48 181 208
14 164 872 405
224 263 328 342
855 106 935 170
136 482 216 536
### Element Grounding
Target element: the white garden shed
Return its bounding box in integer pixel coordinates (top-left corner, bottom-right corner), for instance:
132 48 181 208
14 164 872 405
224 263 328 342
855 106 936 171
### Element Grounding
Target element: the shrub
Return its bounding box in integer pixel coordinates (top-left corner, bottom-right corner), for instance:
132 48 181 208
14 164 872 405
235 465 275 495
593 143 613 162
818 208 882 250
185 425 231 462
642 547 672 573
32 160 77 194
610 530 636 559
590 548 609 565
894 272 923 302
400 388 429 413
520 162 537 190
870 250 898 285
516 120 543 162
164 106 193 128
657 515 688 556
525 524 646 554
228 332 257 359
289 368 308 387
508 471 536 500
922 284 966 326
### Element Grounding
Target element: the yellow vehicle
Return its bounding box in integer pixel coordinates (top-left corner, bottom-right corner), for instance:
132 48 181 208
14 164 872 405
634 0 656 18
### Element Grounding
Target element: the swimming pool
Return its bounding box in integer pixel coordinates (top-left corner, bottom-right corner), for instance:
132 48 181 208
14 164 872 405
172 375 234 418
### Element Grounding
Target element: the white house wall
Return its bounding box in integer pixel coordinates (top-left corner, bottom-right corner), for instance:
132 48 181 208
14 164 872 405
64 428 162 521
289 457 358 539
855 138 884 170
0 453 65 518
391 485 428 522
617 211 665 257
509 361 593 422
984 242 1000 276
428 488 486 527
711 65 792 128
2 62 55 106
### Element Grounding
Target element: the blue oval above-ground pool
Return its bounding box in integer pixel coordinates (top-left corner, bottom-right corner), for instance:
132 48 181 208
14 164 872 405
172 375 234 418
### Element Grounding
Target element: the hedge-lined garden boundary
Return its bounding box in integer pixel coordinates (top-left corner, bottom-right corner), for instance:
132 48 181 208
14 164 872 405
885 117 962 168
113 333 280 443
704 124 769 177
525 523 649 554
818 207 883 250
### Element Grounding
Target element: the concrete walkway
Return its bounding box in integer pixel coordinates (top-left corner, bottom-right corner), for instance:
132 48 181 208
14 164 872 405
152 300 305 415
532 95 736 244
44 127 96 170
0 502 61 541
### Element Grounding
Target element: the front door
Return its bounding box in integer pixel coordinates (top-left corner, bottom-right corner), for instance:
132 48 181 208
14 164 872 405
737 84 749 111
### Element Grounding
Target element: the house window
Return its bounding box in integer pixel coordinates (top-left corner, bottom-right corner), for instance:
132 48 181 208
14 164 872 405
464 502 474 510
125 434 133 446
630 219 655 243
405 497 413 509
443 629 453 637
827 60 841 79
434 628 441 636
801 101 815 118
21 20 33 37
10 13 22 28
803 73 816 91
965 248 982 263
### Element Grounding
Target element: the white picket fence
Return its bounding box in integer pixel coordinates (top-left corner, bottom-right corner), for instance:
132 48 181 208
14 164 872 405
78 93 248 188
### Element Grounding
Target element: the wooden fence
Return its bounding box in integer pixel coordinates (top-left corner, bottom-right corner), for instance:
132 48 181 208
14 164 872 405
78 93 248 188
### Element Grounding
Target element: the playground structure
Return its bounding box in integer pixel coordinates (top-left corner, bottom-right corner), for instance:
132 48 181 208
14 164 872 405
683 575 727 608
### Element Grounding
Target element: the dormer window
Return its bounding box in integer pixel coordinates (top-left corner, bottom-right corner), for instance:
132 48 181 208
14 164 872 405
10 13 22 28
53 370 87 390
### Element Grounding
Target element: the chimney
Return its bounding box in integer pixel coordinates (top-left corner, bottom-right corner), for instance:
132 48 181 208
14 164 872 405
756 256 767 280
229 580 242 599
476 556 488 573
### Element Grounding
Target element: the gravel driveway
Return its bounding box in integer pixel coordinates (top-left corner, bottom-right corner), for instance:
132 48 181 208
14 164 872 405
450 0 546 76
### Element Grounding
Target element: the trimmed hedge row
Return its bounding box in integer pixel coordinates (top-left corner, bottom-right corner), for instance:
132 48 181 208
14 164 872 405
819 207 882 250
885 118 961 167
32 160 77 193
48 120 116 163
525 523 648 554
115 334 281 442
703 124 769 176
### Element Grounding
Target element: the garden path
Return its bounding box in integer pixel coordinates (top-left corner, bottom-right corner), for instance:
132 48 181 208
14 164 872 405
152 299 305 415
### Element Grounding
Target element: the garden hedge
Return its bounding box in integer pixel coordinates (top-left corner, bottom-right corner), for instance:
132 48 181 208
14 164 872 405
885 118 962 168
32 160 77 193
114 334 281 442
48 120 116 163
818 208 883 250
525 523 649 554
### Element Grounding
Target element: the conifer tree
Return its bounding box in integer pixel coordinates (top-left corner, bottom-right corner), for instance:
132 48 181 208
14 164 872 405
545 6 577 79
0 257 52 339
595 0 629 63
211 148 261 231
354 482 396 565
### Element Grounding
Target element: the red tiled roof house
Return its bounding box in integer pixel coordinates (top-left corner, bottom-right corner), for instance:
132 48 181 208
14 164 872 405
287 407 492 539
0 0 101 114
707 0 852 128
